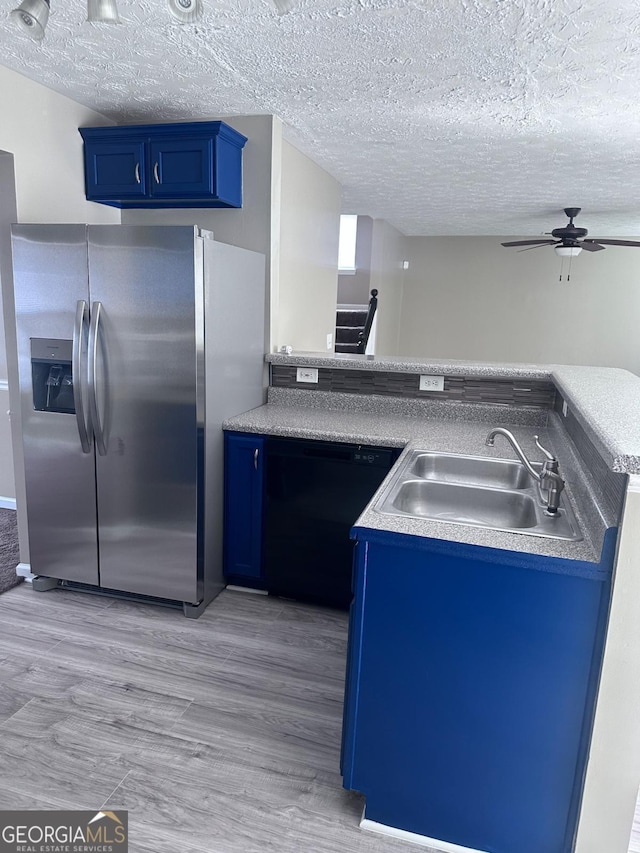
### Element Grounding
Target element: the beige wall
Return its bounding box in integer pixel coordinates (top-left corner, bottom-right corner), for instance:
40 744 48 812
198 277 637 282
399 237 640 374
274 139 341 352
369 219 407 357
122 114 279 352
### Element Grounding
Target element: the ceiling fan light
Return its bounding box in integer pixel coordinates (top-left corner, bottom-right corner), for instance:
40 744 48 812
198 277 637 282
555 245 582 257
10 0 49 41
167 0 201 23
272 0 296 14
87 0 120 23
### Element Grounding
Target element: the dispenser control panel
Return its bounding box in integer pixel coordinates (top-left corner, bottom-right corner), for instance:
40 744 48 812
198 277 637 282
30 338 75 415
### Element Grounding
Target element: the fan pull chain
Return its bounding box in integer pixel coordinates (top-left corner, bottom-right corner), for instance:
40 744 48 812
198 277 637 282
567 252 573 282
559 256 564 282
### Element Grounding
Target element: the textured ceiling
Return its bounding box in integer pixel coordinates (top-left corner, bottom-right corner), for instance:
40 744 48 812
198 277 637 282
1 0 640 235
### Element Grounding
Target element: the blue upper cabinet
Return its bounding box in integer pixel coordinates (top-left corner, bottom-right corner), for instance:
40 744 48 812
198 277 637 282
79 121 247 209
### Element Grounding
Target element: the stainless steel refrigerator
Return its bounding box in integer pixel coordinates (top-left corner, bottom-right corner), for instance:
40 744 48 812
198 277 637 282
10 225 265 617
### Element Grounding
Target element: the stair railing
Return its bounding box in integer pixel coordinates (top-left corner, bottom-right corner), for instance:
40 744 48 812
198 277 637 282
356 289 378 354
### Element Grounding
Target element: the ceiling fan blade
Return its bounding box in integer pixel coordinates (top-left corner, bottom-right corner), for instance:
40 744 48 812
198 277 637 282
501 240 556 248
517 243 557 253
579 241 605 252
585 238 640 248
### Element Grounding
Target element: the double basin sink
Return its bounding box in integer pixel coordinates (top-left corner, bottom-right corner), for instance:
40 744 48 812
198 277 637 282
374 450 582 541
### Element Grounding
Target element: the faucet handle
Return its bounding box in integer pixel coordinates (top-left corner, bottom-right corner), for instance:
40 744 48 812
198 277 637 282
534 435 556 462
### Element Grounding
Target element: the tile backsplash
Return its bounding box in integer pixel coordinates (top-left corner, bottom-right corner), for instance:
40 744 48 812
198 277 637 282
271 365 557 409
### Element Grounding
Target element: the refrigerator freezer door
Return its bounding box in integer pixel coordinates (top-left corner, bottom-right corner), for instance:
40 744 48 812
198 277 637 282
87 226 200 603
11 225 99 585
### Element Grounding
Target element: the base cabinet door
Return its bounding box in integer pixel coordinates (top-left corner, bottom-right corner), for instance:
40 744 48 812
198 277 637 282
224 433 265 586
342 534 612 853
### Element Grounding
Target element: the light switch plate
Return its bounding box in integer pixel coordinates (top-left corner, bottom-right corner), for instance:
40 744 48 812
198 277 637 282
326 333 333 350
296 367 319 383
419 374 445 392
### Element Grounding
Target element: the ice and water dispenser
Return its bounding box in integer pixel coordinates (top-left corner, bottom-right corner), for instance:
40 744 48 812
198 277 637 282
31 338 75 414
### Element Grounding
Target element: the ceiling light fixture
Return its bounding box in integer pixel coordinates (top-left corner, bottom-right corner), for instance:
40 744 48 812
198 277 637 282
11 0 207 40
10 0 49 41
87 0 120 23
554 245 582 257
167 0 201 24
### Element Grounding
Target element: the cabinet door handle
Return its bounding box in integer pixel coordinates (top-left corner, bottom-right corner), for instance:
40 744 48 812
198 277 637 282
153 162 160 184
134 162 141 184
254 448 259 470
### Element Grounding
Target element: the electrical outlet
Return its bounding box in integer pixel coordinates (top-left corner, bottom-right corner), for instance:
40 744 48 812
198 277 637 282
419 374 445 392
562 400 568 417
326 333 333 350
296 367 319 383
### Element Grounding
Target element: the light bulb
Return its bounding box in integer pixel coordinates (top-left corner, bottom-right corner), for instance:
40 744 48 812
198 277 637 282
167 0 201 23
10 0 50 41
554 245 582 257
87 0 120 23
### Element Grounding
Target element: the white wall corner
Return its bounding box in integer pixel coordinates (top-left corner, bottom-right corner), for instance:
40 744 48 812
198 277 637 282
574 474 640 853
16 562 34 582
269 116 283 352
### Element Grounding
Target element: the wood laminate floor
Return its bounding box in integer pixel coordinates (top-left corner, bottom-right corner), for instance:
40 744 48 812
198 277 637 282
0 585 431 853
2 585 637 853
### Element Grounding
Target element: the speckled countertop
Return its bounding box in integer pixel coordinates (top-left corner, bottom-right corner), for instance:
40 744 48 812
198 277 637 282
267 351 552 379
224 393 608 564
268 353 640 474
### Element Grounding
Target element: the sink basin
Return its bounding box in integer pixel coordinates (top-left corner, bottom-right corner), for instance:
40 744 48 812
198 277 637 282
392 480 539 529
373 449 582 541
410 452 534 490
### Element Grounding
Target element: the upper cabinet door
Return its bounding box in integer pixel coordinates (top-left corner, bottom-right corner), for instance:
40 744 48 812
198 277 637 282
84 140 147 200
149 137 213 198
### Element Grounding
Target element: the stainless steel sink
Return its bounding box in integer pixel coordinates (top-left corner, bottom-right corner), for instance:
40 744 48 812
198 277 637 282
392 480 539 529
410 451 534 489
374 450 582 541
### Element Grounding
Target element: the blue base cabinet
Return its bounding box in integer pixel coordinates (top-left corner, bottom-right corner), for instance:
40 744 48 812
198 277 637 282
341 528 616 853
223 432 265 589
80 121 247 209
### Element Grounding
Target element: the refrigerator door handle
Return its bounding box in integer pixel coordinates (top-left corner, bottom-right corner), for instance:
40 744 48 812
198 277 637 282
73 300 92 454
88 300 107 456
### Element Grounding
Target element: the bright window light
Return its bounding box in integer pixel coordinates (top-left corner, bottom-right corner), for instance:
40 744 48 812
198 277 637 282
338 214 358 273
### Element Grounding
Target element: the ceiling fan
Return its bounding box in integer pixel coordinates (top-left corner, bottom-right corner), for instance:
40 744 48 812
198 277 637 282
501 208 640 256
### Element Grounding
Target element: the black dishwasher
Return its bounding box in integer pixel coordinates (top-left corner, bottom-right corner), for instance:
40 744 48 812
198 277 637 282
264 437 398 609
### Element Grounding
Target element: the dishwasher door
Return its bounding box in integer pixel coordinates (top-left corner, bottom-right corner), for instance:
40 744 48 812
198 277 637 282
264 437 397 609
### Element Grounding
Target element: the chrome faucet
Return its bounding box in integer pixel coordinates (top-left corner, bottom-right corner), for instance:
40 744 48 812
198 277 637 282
485 427 565 515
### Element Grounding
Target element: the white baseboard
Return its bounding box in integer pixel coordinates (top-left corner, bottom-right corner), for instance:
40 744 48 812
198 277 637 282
0 496 16 510
225 585 268 595
16 562 34 583
360 812 489 853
